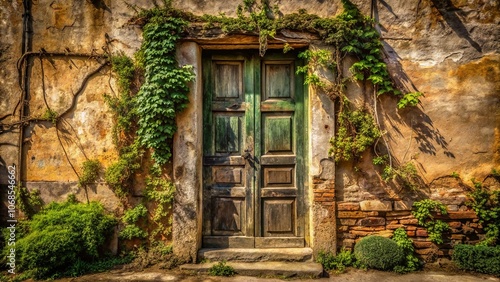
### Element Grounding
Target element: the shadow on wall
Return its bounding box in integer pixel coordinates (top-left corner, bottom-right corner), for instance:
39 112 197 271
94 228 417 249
428 0 482 52
380 41 455 163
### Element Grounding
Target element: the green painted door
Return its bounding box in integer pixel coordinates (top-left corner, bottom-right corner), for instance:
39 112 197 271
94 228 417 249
202 52 306 248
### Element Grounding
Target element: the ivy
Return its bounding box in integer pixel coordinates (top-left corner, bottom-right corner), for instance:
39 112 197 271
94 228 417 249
143 164 175 240
467 182 500 246
119 204 148 240
412 199 450 244
15 186 43 220
41 108 58 125
375 158 421 190
104 140 144 197
78 159 100 188
329 98 381 162
392 228 421 273
135 6 195 165
105 54 137 147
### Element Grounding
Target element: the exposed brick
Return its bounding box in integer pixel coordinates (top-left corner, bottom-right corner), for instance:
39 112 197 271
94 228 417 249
447 205 459 211
451 234 465 240
350 230 372 236
406 226 417 231
342 239 355 248
338 211 379 218
415 248 437 255
376 230 394 238
386 211 412 217
416 229 428 237
312 177 324 184
351 226 385 231
400 219 419 225
358 217 386 227
438 249 453 256
435 211 477 219
386 224 404 230
394 200 414 211
413 241 434 248
462 226 475 234
365 211 380 217
448 221 462 229
339 226 349 232
338 211 366 218
387 220 399 225
407 230 416 237
343 233 357 239
337 202 360 211
323 193 335 197
340 219 357 226
360 200 392 211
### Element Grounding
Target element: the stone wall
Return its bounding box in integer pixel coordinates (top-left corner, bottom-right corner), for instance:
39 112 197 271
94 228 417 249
0 0 499 261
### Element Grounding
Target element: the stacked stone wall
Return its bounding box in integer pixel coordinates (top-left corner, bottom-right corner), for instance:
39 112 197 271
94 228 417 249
337 199 483 260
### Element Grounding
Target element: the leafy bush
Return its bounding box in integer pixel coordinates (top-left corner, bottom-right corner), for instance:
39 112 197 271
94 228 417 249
453 244 500 275
392 228 421 273
78 159 101 187
317 248 353 273
4 200 117 279
354 236 404 270
119 204 148 240
208 261 235 276
412 199 450 244
15 185 43 219
105 140 144 197
467 185 500 246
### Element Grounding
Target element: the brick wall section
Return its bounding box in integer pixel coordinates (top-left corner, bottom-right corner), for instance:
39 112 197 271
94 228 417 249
336 200 483 261
313 178 336 203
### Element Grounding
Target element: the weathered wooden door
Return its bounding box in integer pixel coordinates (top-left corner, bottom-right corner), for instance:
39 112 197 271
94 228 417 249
202 52 305 248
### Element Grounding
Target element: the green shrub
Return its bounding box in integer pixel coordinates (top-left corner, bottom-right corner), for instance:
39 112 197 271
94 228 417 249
4 200 117 279
119 204 148 240
354 235 404 270
412 199 450 244
392 228 421 273
78 159 101 187
208 261 235 276
317 248 353 273
467 185 500 246
453 244 500 275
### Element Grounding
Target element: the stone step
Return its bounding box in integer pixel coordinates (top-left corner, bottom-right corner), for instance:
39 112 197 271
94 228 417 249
198 248 314 262
180 261 323 278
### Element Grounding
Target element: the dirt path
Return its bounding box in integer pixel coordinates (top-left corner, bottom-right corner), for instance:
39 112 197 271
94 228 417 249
51 266 499 282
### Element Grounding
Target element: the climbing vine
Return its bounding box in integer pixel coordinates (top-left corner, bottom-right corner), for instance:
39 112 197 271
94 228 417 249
135 6 195 165
105 54 137 147
467 177 500 246
412 199 450 244
329 98 381 162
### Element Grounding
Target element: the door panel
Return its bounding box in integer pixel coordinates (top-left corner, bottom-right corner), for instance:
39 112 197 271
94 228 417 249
203 53 305 248
257 59 303 246
203 57 251 247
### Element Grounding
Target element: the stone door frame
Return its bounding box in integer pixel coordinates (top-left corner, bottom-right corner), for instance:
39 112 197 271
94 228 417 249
172 40 337 262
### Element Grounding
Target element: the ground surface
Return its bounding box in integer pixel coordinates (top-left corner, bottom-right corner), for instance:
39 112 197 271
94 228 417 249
44 262 499 282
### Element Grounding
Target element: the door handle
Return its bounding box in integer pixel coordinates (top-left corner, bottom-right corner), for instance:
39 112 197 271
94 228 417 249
242 151 252 160
242 148 252 160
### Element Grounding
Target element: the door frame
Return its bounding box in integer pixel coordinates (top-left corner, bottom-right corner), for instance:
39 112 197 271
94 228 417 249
172 40 337 262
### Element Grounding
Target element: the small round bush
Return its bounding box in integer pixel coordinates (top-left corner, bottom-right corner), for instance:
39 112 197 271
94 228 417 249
354 235 404 270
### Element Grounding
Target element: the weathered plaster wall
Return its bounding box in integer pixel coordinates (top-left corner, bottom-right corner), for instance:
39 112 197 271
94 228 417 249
0 0 498 261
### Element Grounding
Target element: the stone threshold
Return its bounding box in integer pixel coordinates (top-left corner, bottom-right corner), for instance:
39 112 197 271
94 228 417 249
198 248 314 262
180 261 323 278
